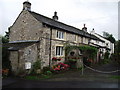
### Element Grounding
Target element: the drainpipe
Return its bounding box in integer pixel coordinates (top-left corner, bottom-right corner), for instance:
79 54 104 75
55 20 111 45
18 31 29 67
49 27 52 68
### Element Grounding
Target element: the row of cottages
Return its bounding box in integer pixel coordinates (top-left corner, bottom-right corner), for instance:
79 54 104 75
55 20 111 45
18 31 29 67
90 29 114 60
8 1 109 74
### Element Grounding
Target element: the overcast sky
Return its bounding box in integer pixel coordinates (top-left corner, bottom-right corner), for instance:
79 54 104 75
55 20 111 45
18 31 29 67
0 0 119 40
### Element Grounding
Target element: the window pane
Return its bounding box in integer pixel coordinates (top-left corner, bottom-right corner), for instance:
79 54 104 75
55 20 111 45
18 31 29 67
61 32 64 39
61 47 63 55
58 46 60 55
75 35 76 41
59 32 61 39
56 31 64 39
56 46 63 56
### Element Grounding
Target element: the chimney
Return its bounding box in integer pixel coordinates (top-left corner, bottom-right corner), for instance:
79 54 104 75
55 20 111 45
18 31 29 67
52 11 58 20
82 24 87 32
23 1 31 11
91 28 95 34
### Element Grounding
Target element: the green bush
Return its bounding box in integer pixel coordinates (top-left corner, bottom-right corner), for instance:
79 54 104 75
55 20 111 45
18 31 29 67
31 60 41 74
42 66 51 73
102 51 110 64
45 71 52 75
65 45 98 60
104 51 110 59
68 59 77 62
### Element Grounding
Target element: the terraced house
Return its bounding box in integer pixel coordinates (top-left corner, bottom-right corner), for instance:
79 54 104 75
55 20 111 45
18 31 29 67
8 1 102 75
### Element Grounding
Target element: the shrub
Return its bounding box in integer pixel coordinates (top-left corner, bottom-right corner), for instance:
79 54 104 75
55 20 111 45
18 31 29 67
51 63 70 73
31 60 41 75
104 51 110 59
45 71 52 75
42 66 51 73
68 59 77 62
65 45 98 61
2 69 9 77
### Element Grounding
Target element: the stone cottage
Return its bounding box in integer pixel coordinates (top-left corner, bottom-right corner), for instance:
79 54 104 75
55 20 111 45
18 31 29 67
8 1 101 75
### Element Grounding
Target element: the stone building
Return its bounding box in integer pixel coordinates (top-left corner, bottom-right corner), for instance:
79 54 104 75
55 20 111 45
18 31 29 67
8 1 101 75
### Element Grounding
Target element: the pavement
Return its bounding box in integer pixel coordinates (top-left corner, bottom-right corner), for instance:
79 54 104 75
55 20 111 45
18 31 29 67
2 61 120 89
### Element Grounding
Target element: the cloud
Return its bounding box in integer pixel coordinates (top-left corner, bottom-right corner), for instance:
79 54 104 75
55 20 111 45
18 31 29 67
0 0 118 40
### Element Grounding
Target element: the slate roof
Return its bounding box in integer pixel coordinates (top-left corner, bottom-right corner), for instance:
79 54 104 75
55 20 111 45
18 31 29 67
95 33 111 42
29 11 103 41
4 40 39 51
90 42 108 49
9 40 39 44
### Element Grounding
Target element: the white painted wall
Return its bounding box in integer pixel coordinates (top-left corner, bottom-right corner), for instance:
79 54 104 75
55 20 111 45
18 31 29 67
90 29 114 55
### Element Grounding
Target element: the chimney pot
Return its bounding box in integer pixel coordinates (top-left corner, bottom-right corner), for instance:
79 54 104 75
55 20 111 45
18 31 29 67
23 1 31 11
82 24 87 32
52 11 58 20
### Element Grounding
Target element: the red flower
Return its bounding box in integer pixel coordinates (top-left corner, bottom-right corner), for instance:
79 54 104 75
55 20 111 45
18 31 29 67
52 57 62 61
58 58 62 61
54 67 60 71
58 62 64 65
64 64 70 68
52 57 57 61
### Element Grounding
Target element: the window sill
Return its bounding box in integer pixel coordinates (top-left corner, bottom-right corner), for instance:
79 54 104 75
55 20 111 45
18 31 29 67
56 38 65 41
74 41 77 43
55 55 64 58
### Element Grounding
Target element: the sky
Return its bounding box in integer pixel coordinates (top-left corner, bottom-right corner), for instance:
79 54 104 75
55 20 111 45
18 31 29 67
0 0 119 40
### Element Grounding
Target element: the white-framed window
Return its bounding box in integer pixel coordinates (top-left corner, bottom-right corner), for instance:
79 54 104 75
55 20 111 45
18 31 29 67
75 35 77 42
56 31 64 39
56 46 64 56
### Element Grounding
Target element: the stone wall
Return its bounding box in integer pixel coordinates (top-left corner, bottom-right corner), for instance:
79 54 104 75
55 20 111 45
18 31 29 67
9 10 43 41
21 43 38 68
9 43 38 75
9 51 19 74
38 27 51 68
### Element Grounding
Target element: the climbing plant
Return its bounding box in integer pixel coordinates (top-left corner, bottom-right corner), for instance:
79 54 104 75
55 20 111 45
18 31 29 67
65 45 98 60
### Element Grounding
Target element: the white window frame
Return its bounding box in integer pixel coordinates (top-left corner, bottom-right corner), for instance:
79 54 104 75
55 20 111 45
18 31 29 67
56 46 64 56
56 30 64 39
74 35 77 42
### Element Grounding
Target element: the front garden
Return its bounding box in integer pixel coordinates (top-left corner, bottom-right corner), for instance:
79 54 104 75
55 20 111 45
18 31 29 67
2 44 112 80
20 45 99 80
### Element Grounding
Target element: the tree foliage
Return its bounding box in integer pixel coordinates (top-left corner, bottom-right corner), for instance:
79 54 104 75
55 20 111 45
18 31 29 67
103 31 115 43
65 45 98 60
2 35 11 70
115 40 120 64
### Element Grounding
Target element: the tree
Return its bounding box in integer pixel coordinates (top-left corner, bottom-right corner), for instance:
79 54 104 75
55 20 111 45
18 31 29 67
115 40 120 64
4 27 10 39
107 34 116 43
103 31 110 38
103 31 116 43
2 35 11 74
2 36 9 43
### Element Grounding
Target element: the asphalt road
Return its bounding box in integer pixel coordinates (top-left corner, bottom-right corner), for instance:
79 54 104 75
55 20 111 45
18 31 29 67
2 62 120 89
2 79 119 88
